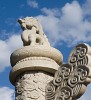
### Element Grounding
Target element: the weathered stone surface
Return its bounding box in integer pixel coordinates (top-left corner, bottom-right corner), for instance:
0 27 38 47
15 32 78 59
10 57 60 85
15 71 53 100
45 43 91 100
10 46 63 67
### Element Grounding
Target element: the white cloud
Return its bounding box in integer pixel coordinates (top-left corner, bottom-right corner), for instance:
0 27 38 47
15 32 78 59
0 87 14 100
0 40 10 71
41 8 61 17
36 1 91 46
27 0 38 8
37 15 60 45
61 1 83 26
7 35 22 52
0 34 22 72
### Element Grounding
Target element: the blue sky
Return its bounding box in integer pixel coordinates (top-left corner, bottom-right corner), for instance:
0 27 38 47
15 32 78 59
0 0 91 100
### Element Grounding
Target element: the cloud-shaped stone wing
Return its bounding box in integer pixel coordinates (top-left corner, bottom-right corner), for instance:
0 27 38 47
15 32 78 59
45 43 91 100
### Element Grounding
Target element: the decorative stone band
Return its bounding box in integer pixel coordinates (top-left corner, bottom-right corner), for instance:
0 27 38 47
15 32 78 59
10 57 60 85
45 43 91 100
10 46 63 66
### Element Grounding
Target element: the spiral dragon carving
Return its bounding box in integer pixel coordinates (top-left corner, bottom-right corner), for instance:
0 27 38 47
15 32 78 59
45 43 91 100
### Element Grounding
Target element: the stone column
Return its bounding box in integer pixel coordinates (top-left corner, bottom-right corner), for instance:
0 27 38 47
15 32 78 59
9 17 63 100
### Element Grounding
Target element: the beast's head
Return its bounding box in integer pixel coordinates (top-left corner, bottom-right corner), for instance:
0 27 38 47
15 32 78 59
18 17 39 31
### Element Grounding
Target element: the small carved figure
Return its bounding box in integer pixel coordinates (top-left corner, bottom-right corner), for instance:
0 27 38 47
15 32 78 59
18 17 50 46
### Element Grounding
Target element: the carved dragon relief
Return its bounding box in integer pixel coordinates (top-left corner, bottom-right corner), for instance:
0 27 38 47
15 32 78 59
15 71 53 100
45 43 91 100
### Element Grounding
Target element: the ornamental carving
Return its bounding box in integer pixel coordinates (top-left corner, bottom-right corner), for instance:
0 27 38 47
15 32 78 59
18 17 50 46
15 71 53 100
45 43 91 100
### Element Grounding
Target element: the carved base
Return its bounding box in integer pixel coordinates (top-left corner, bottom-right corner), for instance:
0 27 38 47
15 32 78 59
15 71 53 100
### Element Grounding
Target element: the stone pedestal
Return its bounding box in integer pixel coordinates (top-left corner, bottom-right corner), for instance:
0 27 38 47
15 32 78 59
9 17 63 100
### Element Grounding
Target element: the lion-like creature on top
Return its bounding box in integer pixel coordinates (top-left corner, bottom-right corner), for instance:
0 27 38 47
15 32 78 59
18 17 50 46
